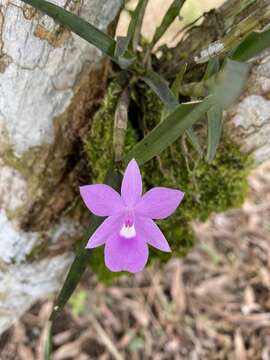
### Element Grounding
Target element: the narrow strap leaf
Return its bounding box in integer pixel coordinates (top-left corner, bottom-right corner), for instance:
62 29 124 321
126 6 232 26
127 0 149 52
141 69 179 109
206 106 223 162
232 28 270 62
159 63 185 117
186 127 203 157
150 0 186 49
49 216 102 321
50 169 122 320
211 59 250 108
125 99 212 165
20 0 116 59
170 64 203 155
143 68 203 156
115 36 130 58
204 60 248 161
114 37 136 68
203 57 220 81
43 322 52 360
171 63 187 96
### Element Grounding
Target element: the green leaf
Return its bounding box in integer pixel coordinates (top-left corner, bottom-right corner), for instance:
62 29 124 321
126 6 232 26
204 60 248 161
21 0 116 59
170 64 202 155
151 0 186 48
49 217 101 321
206 105 223 162
232 28 270 62
114 36 130 58
49 169 122 320
114 40 136 68
186 127 203 156
141 69 179 109
211 59 250 108
43 322 52 360
143 68 202 156
127 0 148 52
171 63 187 96
203 57 219 81
114 37 136 68
125 99 212 165
118 55 137 70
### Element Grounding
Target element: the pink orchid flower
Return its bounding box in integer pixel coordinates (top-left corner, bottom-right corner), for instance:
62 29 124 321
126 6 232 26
79 159 184 273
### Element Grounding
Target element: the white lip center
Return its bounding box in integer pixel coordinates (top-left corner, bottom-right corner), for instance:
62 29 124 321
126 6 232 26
120 224 136 239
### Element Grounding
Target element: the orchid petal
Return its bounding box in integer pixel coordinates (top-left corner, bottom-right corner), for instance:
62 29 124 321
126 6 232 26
136 216 171 252
86 216 122 249
105 235 148 273
121 159 142 207
135 187 184 219
80 184 124 216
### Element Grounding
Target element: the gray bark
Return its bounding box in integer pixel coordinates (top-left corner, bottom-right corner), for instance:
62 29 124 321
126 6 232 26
226 50 270 164
0 0 122 334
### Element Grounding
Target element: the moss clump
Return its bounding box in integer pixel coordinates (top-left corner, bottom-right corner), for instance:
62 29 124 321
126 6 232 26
84 81 252 283
145 138 252 260
84 80 138 183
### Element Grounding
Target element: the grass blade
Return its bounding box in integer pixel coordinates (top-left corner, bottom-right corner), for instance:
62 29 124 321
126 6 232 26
150 0 186 48
50 169 122 320
232 28 270 62
125 99 212 165
20 0 116 58
206 106 223 162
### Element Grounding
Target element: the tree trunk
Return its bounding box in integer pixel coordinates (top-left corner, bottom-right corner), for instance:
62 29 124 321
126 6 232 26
0 0 269 334
0 0 122 334
226 52 270 165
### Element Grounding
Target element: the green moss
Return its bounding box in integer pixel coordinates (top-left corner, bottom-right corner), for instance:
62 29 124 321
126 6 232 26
84 80 138 183
144 138 252 259
84 81 252 283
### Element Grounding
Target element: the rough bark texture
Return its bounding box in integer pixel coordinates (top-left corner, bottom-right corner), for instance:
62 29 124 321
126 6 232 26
0 0 122 334
0 0 269 335
227 51 270 164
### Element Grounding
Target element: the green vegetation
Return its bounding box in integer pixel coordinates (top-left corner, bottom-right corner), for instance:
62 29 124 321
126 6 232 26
84 81 252 283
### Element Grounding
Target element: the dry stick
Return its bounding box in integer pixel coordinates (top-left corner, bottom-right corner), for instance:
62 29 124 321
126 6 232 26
88 312 124 360
113 88 130 162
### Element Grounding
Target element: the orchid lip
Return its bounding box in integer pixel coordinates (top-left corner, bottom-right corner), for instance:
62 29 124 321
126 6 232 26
120 224 136 239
